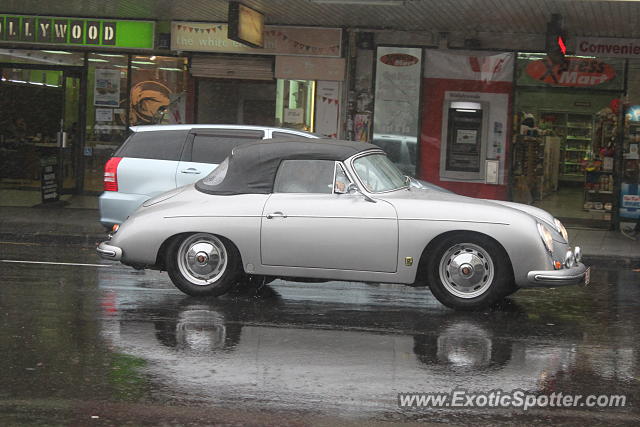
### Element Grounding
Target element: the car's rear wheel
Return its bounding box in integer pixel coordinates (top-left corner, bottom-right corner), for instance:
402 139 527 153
427 234 514 310
166 233 242 297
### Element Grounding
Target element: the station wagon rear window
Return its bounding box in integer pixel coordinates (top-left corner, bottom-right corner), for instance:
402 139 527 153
117 130 188 161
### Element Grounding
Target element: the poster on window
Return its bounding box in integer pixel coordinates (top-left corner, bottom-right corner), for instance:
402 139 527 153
315 81 340 138
373 47 422 139
354 113 371 142
94 69 121 107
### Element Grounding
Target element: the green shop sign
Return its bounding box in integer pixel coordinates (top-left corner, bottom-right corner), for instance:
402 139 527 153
0 15 155 49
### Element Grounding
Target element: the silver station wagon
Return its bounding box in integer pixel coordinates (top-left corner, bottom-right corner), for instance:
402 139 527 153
97 139 589 310
99 124 317 228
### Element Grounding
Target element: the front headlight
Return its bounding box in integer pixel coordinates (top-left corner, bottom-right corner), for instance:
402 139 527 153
554 218 569 242
537 223 554 253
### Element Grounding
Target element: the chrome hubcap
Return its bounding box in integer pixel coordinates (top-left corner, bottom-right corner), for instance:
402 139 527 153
439 243 494 299
177 234 228 286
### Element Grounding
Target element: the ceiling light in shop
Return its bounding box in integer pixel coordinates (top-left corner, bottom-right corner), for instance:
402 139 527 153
96 53 125 57
42 50 73 54
158 67 183 72
88 58 109 62
310 0 405 5
149 56 157 61
131 60 155 65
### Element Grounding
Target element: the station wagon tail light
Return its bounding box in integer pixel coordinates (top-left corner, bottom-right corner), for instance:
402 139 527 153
537 223 554 253
103 157 122 191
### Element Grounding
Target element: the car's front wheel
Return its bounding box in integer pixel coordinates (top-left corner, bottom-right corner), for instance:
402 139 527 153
166 233 242 297
427 234 514 310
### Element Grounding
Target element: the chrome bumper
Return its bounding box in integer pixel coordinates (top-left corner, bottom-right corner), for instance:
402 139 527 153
526 263 589 287
96 241 123 261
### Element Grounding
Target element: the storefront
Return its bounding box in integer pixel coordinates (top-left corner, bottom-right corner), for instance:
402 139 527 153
171 22 344 137
0 14 190 205
363 39 639 231
513 52 625 228
511 38 640 230
419 50 514 199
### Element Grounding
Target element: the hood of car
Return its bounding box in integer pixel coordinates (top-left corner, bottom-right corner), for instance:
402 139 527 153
379 187 549 227
486 199 556 228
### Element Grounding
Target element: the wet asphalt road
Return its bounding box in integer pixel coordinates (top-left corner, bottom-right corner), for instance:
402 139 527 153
1 240 639 426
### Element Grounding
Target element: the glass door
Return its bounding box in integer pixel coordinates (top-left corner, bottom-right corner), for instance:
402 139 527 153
61 70 82 194
0 67 64 205
0 66 83 206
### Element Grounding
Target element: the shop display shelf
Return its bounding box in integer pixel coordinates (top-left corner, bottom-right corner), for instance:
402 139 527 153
584 209 612 213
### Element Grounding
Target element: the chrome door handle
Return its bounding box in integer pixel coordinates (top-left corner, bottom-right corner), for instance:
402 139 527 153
180 168 201 174
266 211 287 219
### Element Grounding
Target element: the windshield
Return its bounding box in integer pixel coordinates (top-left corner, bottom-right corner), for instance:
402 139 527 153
352 153 408 193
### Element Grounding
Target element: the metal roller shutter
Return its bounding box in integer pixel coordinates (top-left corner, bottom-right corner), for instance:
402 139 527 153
190 55 274 80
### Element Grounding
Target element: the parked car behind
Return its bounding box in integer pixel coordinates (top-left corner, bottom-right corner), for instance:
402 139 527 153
99 125 318 228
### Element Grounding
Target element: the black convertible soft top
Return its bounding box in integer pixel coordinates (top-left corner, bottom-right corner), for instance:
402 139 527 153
195 138 379 195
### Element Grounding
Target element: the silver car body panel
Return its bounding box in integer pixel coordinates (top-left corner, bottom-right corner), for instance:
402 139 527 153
260 193 399 272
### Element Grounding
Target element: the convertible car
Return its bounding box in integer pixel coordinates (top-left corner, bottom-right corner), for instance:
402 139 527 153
97 139 589 310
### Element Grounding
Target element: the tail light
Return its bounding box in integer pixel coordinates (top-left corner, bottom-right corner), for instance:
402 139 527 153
103 157 122 191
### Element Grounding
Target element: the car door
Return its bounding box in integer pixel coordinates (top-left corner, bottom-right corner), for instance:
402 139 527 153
175 129 264 187
260 160 399 273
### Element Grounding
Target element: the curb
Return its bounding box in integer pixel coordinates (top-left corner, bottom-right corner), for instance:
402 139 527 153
0 232 105 246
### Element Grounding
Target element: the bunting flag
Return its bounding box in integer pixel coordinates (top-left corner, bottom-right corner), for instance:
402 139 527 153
177 24 225 33
321 97 339 105
264 29 339 54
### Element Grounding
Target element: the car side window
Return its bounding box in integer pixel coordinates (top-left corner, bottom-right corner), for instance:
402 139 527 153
333 163 351 193
272 131 306 140
274 160 336 194
189 130 264 164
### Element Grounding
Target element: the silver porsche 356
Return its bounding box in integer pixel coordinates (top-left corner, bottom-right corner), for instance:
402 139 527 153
97 139 589 310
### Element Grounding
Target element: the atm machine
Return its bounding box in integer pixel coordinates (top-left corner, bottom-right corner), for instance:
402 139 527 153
440 100 489 182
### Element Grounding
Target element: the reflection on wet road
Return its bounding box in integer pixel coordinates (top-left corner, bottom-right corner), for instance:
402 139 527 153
1 242 639 424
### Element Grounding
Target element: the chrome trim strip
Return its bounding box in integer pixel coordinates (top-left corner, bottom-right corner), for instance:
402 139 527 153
400 218 509 225
96 247 116 258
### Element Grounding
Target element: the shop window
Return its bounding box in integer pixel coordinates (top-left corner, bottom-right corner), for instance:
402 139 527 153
275 79 315 132
84 53 129 193
130 55 188 126
515 53 625 225
0 67 64 191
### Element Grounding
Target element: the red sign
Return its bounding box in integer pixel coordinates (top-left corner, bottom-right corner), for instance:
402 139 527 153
526 58 616 87
380 53 419 67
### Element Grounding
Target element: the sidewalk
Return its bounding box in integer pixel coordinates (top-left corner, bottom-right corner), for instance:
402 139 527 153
0 203 639 265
